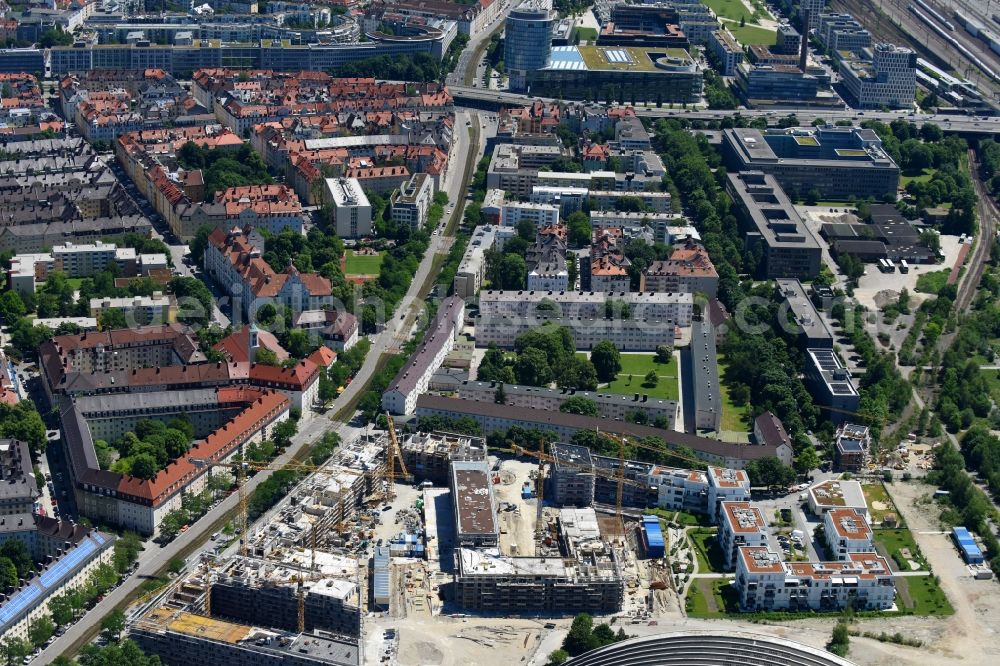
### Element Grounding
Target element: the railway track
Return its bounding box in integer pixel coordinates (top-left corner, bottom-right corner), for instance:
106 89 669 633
957 148 997 313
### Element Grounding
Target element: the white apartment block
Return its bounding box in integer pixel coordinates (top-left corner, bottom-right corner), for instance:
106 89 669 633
823 508 873 561
453 225 516 299
0 530 115 644
706 466 751 519
645 467 709 514
502 201 560 228
323 177 373 238
390 173 434 230
474 316 678 351
89 293 177 325
477 290 693 325
527 260 569 291
382 296 464 415
736 546 895 612
718 501 769 570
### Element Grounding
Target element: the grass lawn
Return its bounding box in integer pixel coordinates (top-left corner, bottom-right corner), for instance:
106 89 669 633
581 352 680 401
873 528 927 571
65 277 87 290
689 527 726 573
984 369 1000 403
718 359 751 432
643 507 714 527
862 482 901 527
685 578 737 618
915 269 951 294
897 574 954 616
574 26 597 42
344 250 383 275
701 0 758 22
728 23 777 46
900 168 937 187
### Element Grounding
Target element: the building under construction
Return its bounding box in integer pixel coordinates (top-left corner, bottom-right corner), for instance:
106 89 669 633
400 431 488 484
130 555 361 666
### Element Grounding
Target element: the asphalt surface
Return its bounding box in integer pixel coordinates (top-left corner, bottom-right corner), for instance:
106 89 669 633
40 58 494 664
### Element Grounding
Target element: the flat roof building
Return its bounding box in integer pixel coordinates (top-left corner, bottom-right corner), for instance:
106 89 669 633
722 126 900 200
775 278 835 350
805 348 859 424
834 423 871 473
824 507 873 560
687 319 721 432
726 171 821 280
450 460 499 548
550 442 596 507
323 177 373 238
808 479 868 517
718 501 769 570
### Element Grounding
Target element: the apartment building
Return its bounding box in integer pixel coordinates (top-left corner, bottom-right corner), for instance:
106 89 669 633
736 546 895 612
382 296 465 414
642 241 718 296
0 440 37 517
477 289 693 324
8 241 143 295
550 443 597 507
753 412 793 458
323 178 373 238
89 292 178 325
502 201 561 228
453 224 516 299
399 431 487 485
451 460 500 548
824 508 873 560
389 173 434 230
475 316 678 351
0 523 115 644
775 278 835 350
687 319 721 432
726 171 822 279
807 479 869 518
459 379 679 425
588 190 674 213
718 501 769 570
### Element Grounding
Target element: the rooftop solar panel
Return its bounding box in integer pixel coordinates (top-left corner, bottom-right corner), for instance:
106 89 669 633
39 538 97 589
0 585 41 627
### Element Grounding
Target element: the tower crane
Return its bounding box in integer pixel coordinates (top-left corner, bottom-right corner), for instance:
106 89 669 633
384 412 413 498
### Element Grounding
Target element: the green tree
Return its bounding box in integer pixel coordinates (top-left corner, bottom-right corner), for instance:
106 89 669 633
566 211 591 248
745 456 796 491
590 341 621 383
642 370 659 388
49 595 75 626
0 290 26 324
0 540 32 579
563 613 596 656
0 558 16 591
130 453 159 480
559 396 600 416
0 637 31 664
515 348 552 386
545 650 569 666
654 345 672 364
28 616 54 647
101 609 127 642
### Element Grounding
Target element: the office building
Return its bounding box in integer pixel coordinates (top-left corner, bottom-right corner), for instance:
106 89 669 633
323 178 373 238
839 43 916 109
817 13 871 54
834 423 871 472
726 172 822 279
824 508 873 560
722 125 900 200
774 23 801 54
506 0 556 92
735 546 894 612
805 348 859 424
799 0 825 29
775 278 835 349
710 29 744 76
718 501 769 569
382 296 465 414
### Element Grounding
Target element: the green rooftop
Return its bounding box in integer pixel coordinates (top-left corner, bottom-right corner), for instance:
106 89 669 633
793 136 819 146
577 46 691 72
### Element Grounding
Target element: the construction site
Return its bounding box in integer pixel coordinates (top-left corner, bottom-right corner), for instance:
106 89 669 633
127 420 736 665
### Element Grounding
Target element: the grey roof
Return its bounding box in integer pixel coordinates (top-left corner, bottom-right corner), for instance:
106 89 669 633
73 388 227 417
726 172 821 253
807 348 858 397
754 411 790 449
775 278 835 345
386 296 464 396
459 380 677 413
416 396 781 463
0 440 37 502
551 442 594 472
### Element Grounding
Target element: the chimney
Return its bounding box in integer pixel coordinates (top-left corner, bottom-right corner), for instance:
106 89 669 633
799 11 809 74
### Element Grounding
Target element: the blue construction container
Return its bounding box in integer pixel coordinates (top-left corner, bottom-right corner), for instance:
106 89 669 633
952 526 984 564
642 515 665 558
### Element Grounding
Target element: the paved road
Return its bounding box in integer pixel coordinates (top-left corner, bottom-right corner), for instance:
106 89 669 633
43 53 494 663
450 86 1000 133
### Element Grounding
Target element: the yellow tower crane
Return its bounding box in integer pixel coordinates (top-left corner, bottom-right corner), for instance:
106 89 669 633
384 413 413 498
